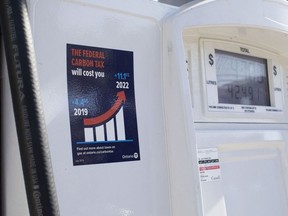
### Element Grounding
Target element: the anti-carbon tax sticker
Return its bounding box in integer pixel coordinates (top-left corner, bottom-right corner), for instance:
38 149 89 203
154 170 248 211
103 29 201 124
67 44 140 166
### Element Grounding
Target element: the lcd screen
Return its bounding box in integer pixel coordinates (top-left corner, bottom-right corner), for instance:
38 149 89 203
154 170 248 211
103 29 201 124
216 49 271 106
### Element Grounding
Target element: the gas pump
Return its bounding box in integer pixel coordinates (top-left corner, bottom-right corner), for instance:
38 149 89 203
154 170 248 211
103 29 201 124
163 0 288 216
2 0 288 216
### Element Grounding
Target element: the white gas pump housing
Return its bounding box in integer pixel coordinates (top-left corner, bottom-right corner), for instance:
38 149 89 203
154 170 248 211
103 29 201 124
2 1 174 215
2 0 288 216
163 0 288 216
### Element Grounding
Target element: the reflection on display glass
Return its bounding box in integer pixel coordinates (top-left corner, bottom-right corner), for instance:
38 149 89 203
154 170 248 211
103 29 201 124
216 49 270 106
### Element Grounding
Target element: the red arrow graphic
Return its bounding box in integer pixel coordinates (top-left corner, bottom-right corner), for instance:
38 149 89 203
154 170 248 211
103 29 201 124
83 91 126 126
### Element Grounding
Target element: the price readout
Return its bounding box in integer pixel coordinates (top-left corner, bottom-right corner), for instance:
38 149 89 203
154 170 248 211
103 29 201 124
215 49 270 106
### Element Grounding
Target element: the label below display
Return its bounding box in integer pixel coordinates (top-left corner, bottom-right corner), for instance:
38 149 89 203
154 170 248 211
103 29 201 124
198 148 222 182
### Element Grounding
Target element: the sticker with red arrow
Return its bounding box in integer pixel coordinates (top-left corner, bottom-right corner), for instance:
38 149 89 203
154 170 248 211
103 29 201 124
67 44 140 166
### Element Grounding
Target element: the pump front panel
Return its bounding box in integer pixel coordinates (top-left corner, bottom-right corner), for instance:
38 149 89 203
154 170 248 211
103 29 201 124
185 26 288 216
163 1 288 216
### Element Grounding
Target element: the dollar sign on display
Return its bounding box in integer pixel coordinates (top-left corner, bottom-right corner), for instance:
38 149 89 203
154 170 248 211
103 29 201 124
209 53 214 66
273 65 277 76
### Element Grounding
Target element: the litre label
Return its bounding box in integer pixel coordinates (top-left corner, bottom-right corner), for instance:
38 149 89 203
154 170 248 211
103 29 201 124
197 148 221 182
67 44 140 166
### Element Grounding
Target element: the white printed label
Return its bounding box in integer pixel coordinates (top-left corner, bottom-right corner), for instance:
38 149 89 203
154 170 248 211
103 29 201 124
197 148 221 182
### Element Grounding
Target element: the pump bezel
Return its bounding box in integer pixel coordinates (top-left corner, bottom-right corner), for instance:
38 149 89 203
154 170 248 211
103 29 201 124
201 39 284 115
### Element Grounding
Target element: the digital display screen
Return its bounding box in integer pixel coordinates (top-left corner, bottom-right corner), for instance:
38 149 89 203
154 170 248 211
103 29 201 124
216 49 271 106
